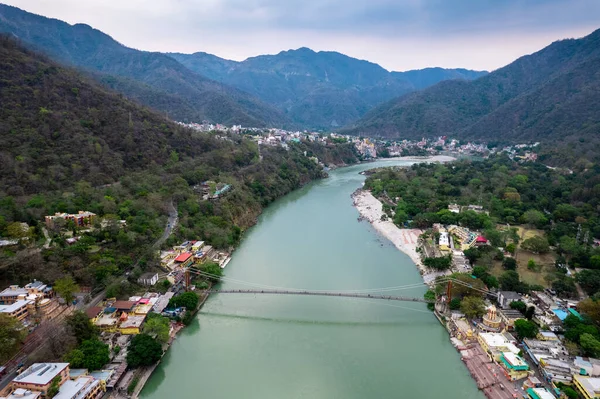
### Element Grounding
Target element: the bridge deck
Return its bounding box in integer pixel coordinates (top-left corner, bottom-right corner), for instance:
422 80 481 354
204 289 433 303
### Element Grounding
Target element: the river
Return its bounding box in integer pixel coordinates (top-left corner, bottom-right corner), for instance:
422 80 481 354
141 159 484 399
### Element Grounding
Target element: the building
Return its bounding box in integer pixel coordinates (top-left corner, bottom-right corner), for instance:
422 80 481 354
497 291 522 309
498 308 524 330
480 305 502 332
1 388 42 399
0 300 32 321
53 376 102 399
12 363 70 397
119 315 146 335
439 232 450 251
174 253 193 268
573 374 600 399
137 273 159 286
526 387 556 399
448 204 460 213
499 352 530 380
45 211 96 229
478 332 519 360
537 331 559 341
111 301 136 313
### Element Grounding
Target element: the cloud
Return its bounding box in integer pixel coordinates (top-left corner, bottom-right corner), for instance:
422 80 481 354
4 0 600 70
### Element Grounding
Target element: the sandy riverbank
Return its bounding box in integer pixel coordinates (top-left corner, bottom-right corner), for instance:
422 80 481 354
385 154 457 163
352 189 449 285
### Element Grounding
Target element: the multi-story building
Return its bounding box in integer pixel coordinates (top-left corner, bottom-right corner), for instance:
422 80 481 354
573 374 600 399
11 363 70 397
45 211 96 229
499 352 530 380
0 299 33 321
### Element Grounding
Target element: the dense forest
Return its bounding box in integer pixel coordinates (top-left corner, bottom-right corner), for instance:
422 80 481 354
0 37 359 290
0 4 290 127
365 157 600 296
345 28 600 165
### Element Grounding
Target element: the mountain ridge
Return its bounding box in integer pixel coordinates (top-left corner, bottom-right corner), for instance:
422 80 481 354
0 3 291 127
169 48 486 129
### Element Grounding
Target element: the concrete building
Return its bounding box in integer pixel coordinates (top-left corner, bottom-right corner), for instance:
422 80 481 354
45 211 96 229
53 376 102 399
526 387 556 399
119 315 145 335
498 308 523 330
1 388 41 399
439 232 450 251
137 273 158 286
497 291 522 309
448 204 460 213
477 332 519 360
12 363 69 397
174 252 193 268
499 352 530 380
480 305 502 332
0 300 32 321
573 374 600 399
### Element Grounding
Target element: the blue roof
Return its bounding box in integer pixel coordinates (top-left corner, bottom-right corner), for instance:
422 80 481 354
552 308 568 321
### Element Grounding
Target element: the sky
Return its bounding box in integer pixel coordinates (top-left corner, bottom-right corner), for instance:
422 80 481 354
3 0 600 71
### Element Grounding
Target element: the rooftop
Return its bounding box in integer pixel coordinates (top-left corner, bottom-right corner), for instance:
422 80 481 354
526 387 556 399
13 363 69 386
2 388 41 399
85 307 102 319
0 286 28 297
54 376 98 399
89 370 112 382
0 300 32 314
120 315 146 329
112 301 136 311
174 252 192 263
574 375 600 397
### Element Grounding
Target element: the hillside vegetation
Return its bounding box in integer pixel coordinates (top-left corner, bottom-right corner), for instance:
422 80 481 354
346 29 600 165
0 4 289 127
0 37 358 290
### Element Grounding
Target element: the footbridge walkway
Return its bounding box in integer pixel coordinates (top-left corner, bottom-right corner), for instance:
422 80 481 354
203 289 433 303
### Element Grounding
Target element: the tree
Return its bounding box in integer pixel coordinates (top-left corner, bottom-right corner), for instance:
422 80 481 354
142 313 170 343
525 306 535 320
510 301 527 314
460 296 486 319
522 209 547 227
424 290 436 311
47 377 61 398
423 255 452 270
66 311 98 344
577 270 600 296
200 262 223 282
505 243 516 254
562 386 578 399
499 270 524 292
514 319 539 339
502 257 517 270
65 339 109 370
578 299 600 325
521 236 550 254
54 276 79 305
527 259 537 271
169 292 199 310
580 333 600 357
0 314 26 363
449 298 462 310
127 334 163 368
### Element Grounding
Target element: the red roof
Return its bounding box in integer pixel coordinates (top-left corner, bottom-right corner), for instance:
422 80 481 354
112 300 136 310
85 306 102 319
175 252 192 263
476 236 488 243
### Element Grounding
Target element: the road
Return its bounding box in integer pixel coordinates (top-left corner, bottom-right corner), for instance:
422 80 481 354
154 200 178 249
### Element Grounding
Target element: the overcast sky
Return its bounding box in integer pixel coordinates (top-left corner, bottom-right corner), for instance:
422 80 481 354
4 0 600 71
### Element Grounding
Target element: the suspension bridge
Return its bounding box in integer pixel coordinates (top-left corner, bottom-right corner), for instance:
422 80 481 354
184 267 498 304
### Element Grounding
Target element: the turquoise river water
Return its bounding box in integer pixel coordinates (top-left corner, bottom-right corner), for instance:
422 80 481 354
141 159 484 399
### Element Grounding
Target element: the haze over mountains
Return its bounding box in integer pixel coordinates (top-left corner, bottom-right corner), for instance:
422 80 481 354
0 4 485 130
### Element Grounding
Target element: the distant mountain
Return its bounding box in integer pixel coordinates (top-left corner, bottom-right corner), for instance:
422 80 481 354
344 28 600 159
169 49 487 129
0 4 289 127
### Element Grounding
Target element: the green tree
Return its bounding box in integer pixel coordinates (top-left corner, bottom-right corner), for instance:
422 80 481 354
66 311 98 344
200 262 223 282
54 276 79 305
0 314 27 363
65 339 109 370
521 236 550 254
581 333 600 357
522 209 547 227
510 301 527 314
577 270 600 296
127 334 163 368
562 386 578 399
502 257 517 270
460 296 486 319
424 290 436 311
514 319 539 339
505 243 516 254
449 297 462 310
142 314 170 343
499 270 525 292
47 377 61 398
527 259 537 271
169 292 199 310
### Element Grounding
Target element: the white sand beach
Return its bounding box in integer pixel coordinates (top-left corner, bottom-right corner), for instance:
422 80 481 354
352 189 448 285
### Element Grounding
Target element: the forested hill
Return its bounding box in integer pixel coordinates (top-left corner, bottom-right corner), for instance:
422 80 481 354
345 28 600 162
168 49 486 129
0 4 289 127
0 37 359 288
